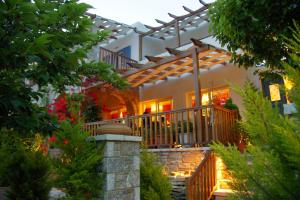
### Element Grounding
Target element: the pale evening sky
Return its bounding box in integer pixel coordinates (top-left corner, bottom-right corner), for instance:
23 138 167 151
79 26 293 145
80 0 213 26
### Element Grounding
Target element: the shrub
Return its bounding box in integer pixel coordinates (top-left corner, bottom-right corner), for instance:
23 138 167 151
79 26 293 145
223 98 239 111
51 121 103 199
0 130 52 200
211 25 300 199
140 150 172 200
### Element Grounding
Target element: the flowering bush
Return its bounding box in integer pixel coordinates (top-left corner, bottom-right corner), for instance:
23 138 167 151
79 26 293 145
50 121 103 199
47 92 103 199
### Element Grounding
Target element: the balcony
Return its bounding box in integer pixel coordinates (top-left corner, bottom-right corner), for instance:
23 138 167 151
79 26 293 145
99 47 138 73
84 105 240 148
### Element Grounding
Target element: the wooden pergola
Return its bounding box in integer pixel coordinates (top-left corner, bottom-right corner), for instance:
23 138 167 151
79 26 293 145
88 0 211 58
86 13 136 40
137 0 210 60
123 38 231 107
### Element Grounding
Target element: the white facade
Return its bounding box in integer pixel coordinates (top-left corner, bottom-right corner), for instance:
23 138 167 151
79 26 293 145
88 16 263 116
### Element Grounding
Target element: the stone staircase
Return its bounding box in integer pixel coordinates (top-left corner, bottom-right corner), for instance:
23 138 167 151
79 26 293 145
169 177 188 200
150 148 234 200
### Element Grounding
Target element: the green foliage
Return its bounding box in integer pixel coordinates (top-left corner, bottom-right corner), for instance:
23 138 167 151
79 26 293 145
211 26 300 199
209 0 300 71
0 0 126 134
82 97 101 123
52 121 103 199
140 150 172 200
223 98 239 111
0 130 52 200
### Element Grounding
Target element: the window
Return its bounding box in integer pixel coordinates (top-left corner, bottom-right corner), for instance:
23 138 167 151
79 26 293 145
118 46 131 58
269 84 281 102
188 87 230 107
140 98 173 114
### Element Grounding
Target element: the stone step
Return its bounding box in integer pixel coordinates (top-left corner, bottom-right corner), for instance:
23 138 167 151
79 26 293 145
169 177 188 200
212 189 233 200
218 178 232 189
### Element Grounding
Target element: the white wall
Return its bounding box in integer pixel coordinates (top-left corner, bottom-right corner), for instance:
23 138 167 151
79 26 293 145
139 64 261 115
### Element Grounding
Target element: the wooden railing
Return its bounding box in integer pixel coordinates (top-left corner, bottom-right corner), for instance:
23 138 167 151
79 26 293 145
213 106 240 145
186 150 216 200
84 105 239 147
99 47 138 72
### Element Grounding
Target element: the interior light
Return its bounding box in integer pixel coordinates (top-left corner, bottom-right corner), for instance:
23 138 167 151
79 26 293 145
202 93 209 105
269 84 281 101
151 103 156 112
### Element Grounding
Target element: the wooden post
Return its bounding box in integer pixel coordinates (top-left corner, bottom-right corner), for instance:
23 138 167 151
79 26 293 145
192 48 202 107
175 20 181 47
192 48 203 144
138 34 143 61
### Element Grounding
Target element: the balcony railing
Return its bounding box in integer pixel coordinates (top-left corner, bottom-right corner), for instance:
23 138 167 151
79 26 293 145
84 105 240 147
99 47 138 73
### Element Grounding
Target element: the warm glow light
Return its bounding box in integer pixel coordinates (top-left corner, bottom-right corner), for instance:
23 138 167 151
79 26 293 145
159 105 163 111
120 111 123 118
269 84 281 101
284 77 293 90
171 171 190 178
202 93 209 105
151 103 156 112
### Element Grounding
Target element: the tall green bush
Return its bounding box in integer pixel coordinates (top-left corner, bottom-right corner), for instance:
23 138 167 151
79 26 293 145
140 150 172 200
0 130 52 200
211 25 300 199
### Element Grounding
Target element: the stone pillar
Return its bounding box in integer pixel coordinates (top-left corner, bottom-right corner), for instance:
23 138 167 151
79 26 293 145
94 130 142 200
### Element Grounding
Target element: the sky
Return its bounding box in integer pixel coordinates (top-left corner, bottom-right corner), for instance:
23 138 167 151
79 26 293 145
80 0 212 26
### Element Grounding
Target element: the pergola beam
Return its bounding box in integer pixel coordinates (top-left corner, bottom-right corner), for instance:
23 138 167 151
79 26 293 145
183 6 209 22
155 19 168 25
166 47 183 56
140 6 208 37
199 0 209 7
191 38 207 48
127 63 145 69
145 56 165 63
183 6 194 13
168 13 179 19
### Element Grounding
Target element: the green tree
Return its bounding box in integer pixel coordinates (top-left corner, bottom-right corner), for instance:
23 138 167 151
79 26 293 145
209 0 300 72
0 130 52 200
82 96 101 123
211 26 300 199
51 121 103 200
0 0 125 134
140 150 172 200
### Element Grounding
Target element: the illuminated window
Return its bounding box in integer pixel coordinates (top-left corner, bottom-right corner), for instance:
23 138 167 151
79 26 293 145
269 84 281 102
140 99 172 114
188 87 230 107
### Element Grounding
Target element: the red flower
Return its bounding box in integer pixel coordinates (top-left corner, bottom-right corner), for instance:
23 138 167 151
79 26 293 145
88 92 98 102
63 139 69 145
49 135 57 143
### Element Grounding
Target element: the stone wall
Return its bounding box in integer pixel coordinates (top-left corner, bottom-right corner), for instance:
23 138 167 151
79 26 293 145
148 147 207 176
95 134 142 200
148 148 208 200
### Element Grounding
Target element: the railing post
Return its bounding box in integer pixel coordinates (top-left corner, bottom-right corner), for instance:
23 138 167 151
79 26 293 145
211 106 216 141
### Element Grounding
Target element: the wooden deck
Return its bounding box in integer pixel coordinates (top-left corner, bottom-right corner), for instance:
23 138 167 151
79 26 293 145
84 105 240 148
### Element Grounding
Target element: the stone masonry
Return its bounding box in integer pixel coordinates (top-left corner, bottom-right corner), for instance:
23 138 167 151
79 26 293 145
148 148 207 200
149 148 206 177
94 134 142 200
